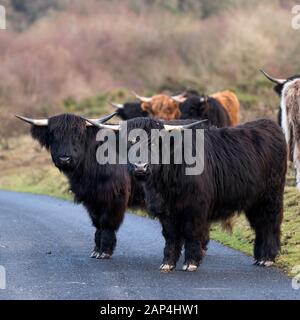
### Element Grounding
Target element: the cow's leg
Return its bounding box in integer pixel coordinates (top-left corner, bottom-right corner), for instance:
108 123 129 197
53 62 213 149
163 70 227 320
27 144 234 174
96 213 124 259
296 167 300 191
182 212 209 272
245 196 283 267
98 228 117 259
98 197 126 259
90 228 102 258
202 227 210 253
89 213 102 258
291 125 300 190
294 158 300 191
159 217 183 273
89 198 126 259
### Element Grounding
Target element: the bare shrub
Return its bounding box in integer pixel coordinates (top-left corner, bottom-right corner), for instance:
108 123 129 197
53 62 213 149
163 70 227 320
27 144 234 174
1 0 300 139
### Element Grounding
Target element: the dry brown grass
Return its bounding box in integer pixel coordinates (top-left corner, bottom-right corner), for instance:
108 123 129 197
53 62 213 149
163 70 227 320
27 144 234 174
1 1 300 142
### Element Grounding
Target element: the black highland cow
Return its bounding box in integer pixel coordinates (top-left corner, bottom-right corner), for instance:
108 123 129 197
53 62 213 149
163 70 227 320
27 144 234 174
123 117 287 272
180 95 231 127
16 113 146 259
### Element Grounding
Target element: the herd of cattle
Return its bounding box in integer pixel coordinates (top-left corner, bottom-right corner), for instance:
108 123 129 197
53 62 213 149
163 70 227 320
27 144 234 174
16 70 300 272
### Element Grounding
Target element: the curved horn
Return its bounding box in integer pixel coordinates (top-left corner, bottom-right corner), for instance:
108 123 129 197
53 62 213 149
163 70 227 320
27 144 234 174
260 69 286 85
170 93 187 103
15 115 48 126
131 91 152 103
164 119 208 131
109 101 124 109
83 117 120 131
96 112 118 123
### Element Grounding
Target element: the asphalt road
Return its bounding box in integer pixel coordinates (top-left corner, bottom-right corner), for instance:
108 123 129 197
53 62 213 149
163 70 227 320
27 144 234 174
0 190 299 300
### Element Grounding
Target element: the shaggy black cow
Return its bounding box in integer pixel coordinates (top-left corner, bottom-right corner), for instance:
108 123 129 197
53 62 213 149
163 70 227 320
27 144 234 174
110 117 286 272
179 95 231 127
109 101 148 120
16 113 145 259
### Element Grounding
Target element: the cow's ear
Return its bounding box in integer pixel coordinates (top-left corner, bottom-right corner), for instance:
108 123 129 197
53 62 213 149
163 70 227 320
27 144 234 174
30 126 50 149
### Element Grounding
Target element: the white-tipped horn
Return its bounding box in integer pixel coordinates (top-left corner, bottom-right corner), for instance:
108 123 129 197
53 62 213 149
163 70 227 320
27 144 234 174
85 112 118 126
260 69 286 85
163 119 208 131
131 91 152 103
15 115 48 126
109 101 124 109
170 93 187 103
83 117 120 131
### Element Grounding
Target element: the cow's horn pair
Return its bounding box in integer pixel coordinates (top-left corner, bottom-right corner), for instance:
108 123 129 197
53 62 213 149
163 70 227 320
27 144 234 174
84 118 207 131
132 91 188 104
15 112 118 127
260 69 286 85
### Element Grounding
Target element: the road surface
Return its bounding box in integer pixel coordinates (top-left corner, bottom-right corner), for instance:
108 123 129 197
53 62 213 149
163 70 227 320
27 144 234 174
0 190 299 300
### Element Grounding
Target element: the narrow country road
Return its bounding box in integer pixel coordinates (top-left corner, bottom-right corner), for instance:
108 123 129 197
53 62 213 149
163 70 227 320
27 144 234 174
0 190 299 300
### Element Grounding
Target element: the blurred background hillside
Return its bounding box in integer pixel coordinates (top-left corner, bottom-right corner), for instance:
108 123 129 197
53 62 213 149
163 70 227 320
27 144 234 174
0 0 300 144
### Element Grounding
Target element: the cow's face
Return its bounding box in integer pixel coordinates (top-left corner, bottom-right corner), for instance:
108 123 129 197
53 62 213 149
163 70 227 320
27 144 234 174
116 102 148 120
31 114 87 172
124 118 202 180
180 96 206 119
125 118 162 181
141 95 181 120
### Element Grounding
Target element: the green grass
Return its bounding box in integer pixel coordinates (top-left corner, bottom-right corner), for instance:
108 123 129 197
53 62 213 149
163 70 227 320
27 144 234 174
0 166 72 201
211 179 300 275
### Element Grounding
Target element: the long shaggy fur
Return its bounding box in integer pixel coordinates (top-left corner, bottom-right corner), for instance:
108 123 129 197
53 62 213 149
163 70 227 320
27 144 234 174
269 73 300 190
126 117 287 270
115 102 148 120
180 96 231 128
141 94 181 120
281 79 300 189
31 114 146 257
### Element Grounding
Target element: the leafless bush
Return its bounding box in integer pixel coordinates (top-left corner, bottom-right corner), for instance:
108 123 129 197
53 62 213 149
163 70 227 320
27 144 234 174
1 1 300 139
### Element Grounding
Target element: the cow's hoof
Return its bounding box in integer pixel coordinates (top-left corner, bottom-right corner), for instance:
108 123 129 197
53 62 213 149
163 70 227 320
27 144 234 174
253 260 274 267
182 264 198 272
90 250 99 258
159 264 175 273
97 252 111 259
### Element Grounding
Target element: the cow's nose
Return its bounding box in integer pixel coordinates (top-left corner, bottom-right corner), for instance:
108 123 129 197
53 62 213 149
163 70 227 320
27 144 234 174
134 162 149 172
59 156 71 163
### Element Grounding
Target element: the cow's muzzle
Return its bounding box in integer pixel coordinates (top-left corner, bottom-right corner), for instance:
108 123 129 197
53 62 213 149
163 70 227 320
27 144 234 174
55 156 74 170
133 162 150 177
